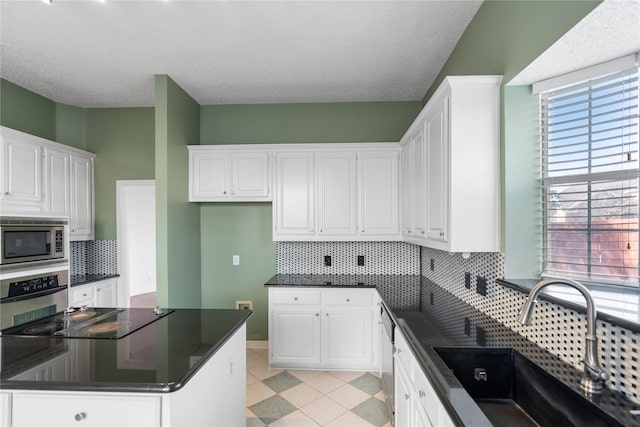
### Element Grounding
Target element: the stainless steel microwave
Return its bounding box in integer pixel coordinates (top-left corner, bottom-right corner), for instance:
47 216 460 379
0 217 67 266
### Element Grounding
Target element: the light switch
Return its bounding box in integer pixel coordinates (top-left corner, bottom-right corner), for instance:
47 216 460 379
233 255 240 266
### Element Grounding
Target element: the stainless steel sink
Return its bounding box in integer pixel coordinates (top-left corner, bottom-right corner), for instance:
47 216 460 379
433 347 623 427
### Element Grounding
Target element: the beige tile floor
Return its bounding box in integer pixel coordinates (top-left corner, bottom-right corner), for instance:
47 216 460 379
246 348 392 427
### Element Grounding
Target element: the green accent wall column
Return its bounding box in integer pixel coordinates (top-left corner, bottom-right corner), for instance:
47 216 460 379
155 75 201 308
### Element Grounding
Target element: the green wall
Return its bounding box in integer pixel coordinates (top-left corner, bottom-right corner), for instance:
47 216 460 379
155 75 202 308
421 0 600 278
1 79 56 140
201 102 421 144
86 108 155 240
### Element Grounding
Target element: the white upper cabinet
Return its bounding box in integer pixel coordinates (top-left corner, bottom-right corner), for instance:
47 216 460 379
400 125 426 239
69 154 94 241
0 127 44 211
317 151 358 236
400 76 502 253
0 127 95 241
274 150 315 237
46 147 71 216
359 149 399 237
188 146 271 202
273 144 400 241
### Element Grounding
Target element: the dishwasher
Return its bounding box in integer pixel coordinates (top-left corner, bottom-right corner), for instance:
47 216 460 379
381 304 395 423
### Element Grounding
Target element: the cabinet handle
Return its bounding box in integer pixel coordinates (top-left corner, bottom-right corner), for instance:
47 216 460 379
315 313 319 317
407 230 411 234
346 298 350 302
439 231 445 237
74 412 87 422
419 390 426 398
223 191 227 195
4 192 9 196
294 297 298 301
421 231 425 234
405 393 410 400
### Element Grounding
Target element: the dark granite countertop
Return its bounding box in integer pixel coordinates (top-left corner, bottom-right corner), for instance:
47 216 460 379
0 308 252 393
267 274 640 426
70 273 120 287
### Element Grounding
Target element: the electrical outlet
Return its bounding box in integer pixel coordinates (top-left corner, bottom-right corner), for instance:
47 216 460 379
464 272 471 289
324 255 332 266
235 300 253 310
232 255 240 266
430 258 435 271
476 276 487 296
357 255 365 266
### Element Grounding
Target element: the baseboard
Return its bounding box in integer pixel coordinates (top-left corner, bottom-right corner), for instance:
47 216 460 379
247 340 268 350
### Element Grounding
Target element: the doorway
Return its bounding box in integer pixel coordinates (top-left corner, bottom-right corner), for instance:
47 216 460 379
117 180 156 308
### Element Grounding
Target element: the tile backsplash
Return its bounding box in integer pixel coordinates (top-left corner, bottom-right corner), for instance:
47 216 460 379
419 247 640 405
71 240 118 276
276 241 419 275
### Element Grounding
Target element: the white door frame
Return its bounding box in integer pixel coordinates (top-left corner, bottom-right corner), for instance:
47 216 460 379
116 179 155 307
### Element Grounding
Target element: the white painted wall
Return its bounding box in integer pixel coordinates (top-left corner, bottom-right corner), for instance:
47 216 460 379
117 180 156 306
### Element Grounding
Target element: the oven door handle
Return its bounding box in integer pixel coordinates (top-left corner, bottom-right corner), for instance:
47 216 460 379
1 286 67 304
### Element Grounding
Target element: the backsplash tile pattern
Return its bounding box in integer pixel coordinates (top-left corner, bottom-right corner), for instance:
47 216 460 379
420 247 640 404
71 240 118 276
276 242 419 275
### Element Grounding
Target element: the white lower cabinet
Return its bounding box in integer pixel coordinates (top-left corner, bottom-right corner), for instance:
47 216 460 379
269 288 379 370
0 393 10 427
394 328 455 427
70 278 118 307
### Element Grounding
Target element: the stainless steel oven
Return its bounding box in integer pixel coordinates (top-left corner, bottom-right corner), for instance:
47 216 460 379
0 216 67 268
381 303 395 423
0 268 68 331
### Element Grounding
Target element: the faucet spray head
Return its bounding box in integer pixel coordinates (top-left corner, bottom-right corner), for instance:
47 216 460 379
517 297 536 325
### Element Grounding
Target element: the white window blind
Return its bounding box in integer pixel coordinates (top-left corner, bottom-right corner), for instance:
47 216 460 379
541 66 640 286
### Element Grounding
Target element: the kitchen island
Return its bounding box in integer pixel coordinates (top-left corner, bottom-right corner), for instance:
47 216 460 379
0 308 251 426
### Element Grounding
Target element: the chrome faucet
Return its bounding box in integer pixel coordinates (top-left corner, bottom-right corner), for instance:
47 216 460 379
517 278 608 395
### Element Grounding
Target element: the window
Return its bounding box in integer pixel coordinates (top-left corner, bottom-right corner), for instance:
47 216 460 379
540 63 640 286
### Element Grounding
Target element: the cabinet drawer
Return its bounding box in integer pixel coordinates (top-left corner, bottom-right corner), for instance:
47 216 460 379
71 285 94 305
12 392 161 426
271 289 321 306
323 290 373 307
394 328 413 378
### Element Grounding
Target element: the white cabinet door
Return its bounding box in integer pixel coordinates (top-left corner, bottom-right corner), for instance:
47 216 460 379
95 279 117 307
271 309 321 366
395 359 413 427
425 98 448 244
0 128 44 211
189 150 229 200
317 151 357 236
400 141 413 237
358 150 399 237
411 128 426 238
274 151 315 237
0 392 10 427
70 154 94 241
322 309 373 368
12 393 161 427
231 151 270 199
46 147 71 216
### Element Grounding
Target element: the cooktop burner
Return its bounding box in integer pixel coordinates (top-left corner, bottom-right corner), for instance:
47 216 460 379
1 307 174 339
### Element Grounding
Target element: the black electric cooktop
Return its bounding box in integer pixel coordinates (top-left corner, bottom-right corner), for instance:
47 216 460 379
0 307 174 339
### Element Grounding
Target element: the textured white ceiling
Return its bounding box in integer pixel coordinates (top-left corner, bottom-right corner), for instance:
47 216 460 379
509 0 640 86
0 0 482 108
